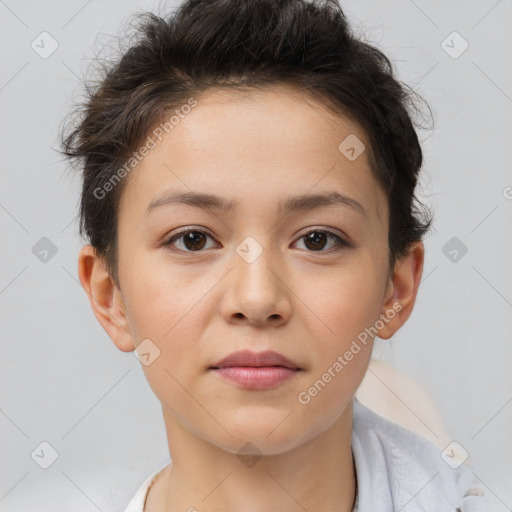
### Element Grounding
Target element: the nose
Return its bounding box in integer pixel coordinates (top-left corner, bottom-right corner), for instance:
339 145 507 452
220 243 292 327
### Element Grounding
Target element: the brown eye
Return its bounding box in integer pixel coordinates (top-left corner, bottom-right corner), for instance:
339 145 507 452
164 229 216 252
294 229 350 253
304 231 328 251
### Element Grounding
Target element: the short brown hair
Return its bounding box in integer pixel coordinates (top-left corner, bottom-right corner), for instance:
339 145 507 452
60 0 433 285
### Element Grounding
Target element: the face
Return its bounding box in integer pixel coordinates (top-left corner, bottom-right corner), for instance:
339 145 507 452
111 86 395 455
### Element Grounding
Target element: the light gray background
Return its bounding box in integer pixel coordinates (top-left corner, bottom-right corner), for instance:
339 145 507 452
1 0 511 510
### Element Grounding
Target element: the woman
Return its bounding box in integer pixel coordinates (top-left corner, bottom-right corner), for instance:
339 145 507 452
60 0 488 510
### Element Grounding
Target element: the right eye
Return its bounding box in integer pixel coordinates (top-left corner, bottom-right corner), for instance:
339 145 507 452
163 228 219 252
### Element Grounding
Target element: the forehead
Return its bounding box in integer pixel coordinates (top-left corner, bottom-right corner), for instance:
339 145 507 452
119 85 387 224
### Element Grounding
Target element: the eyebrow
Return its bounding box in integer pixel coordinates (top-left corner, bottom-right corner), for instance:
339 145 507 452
146 190 367 218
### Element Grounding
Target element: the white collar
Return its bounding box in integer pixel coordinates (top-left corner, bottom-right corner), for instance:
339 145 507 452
123 398 488 511
351 398 487 511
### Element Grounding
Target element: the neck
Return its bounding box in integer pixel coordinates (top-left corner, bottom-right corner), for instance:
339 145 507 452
147 401 357 512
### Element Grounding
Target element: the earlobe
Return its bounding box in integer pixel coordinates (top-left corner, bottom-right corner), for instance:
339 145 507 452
77 244 135 352
377 241 425 340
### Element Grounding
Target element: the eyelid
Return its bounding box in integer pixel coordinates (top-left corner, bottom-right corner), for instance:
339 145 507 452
162 226 218 247
295 226 350 243
162 226 352 253
292 228 352 252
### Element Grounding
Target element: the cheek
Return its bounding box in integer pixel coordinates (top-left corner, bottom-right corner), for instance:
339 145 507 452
117 253 201 393
121 261 211 426
120 247 202 338
296 261 385 355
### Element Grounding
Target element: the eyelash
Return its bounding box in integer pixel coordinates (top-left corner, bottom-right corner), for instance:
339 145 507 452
162 227 351 254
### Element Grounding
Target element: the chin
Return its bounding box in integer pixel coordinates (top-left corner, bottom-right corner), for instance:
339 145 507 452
208 417 314 457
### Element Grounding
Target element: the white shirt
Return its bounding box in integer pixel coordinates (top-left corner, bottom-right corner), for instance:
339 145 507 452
123 398 488 512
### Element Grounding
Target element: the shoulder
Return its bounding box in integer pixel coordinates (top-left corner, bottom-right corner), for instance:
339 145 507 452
351 398 488 512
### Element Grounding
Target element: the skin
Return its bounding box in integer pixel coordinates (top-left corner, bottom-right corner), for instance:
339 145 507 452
78 85 424 512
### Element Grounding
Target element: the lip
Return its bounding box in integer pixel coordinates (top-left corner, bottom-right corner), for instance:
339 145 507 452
210 350 300 370
210 350 302 390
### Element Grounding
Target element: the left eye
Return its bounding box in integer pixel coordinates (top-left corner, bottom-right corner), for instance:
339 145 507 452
293 229 349 252
163 228 350 253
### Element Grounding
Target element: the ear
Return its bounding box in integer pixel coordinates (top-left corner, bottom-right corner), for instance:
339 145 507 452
377 241 424 340
77 244 134 352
